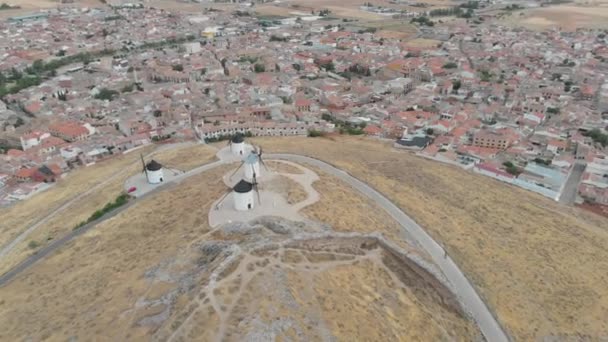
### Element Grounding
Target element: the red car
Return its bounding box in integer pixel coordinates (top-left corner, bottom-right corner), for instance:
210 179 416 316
127 186 137 193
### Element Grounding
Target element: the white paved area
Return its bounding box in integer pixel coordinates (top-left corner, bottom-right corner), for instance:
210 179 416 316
209 160 320 227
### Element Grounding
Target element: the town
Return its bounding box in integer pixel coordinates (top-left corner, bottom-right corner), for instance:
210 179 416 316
0 0 607 216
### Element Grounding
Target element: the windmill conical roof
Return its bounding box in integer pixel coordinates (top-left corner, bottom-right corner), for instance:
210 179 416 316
146 159 162 171
233 179 253 193
231 134 244 143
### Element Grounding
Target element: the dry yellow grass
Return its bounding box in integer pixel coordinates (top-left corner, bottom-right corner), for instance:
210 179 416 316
0 146 155 249
261 175 308 204
265 160 304 174
312 258 474 340
501 4 608 30
0 144 217 275
151 143 217 171
0 165 231 341
0 161 478 340
302 170 418 253
404 38 442 48
251 135 608 341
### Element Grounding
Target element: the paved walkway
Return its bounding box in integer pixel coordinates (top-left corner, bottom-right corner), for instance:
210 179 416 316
559 162 586 205
209 160 320 227
0 146 510 342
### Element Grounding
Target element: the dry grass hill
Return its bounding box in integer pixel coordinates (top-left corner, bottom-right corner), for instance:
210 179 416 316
0 145 479 341
1 136 606 341
251 135 608 341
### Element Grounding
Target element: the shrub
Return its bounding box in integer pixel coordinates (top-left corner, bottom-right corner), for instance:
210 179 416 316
94 88 119 101
308 129 325 137
254 64 265 73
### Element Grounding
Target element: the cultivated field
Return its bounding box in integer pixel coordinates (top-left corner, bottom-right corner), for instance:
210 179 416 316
0 0 102 19
251 135 608 341
501 4 608 30
0 157 478 340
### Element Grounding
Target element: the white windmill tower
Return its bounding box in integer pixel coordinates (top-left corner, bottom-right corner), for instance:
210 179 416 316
230 146 268 180
228 133 246 156
140 154 183 184
216 173 260 211
141 154 164 184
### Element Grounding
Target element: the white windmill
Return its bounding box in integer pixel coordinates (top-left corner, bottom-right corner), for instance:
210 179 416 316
216 172 261 211
228 133 246 156
140 154 183 184
230 146 268 180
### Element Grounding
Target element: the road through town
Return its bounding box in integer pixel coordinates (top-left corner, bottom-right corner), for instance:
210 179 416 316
0 151 510 342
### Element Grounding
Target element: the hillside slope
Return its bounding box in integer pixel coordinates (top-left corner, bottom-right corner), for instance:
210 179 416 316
251 136 608 341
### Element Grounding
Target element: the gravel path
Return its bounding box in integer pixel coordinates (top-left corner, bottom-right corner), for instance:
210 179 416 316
0 147 510 342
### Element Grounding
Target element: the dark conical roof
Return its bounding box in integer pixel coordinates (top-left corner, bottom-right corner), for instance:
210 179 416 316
231 134 244 144
233 179 253 193
146 159 162 171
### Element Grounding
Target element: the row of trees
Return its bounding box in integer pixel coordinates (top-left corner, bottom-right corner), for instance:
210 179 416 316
410 16 434 26
321 113 366 135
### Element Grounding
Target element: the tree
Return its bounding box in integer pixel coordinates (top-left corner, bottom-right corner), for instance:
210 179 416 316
94 88 119 101
254 63 265 73
443 62 457 69
15 117 25 127
121 83 134 93
172 64 184 72
452 79 462 92
320 61 335 72
426 128 434 135
308 129 324 137
10 67 22 81
292 63 302 72
153 110 162 117
503 161 520 175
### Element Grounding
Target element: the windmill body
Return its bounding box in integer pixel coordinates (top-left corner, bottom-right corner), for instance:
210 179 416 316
230 134 245 156
145 160 164 184
233 179 255 211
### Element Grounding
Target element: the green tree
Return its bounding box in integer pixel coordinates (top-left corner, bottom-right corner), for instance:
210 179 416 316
95 88 119 101
254 63 265 73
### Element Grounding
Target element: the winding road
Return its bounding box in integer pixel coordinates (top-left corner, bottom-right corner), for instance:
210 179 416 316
0 151 510 342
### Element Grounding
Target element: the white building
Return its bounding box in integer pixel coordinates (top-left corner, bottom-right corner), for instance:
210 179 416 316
20 131 51 150
145 160 164 184
233 179 254 211
230 134 246 156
